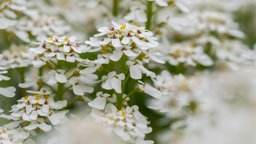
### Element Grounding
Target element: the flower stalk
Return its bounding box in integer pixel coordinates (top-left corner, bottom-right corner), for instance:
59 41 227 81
112 0 119 17
146 1 153 30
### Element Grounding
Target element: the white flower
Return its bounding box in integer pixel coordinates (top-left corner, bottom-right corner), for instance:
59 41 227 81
88 92 111 110
9 90 68 131
86 22 160 60
125 4 147 23
149 71 203 117
0 45 32 69
47 70 67 84
126 60 156 79
31 36 88 67
101 72 125 93
0 122 29 144
15 14 70 41
163 43 213 66
91 104 153 144
215 40 256 66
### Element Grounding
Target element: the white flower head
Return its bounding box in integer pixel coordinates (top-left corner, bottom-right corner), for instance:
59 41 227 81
31 36 88 67
0 122 30 144
91 104 153 143
9 90 68 131
86 22 161 62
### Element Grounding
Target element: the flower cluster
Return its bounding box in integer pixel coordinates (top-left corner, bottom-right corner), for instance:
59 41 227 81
92 104 153 144
0 0 256 144
4 90 68 132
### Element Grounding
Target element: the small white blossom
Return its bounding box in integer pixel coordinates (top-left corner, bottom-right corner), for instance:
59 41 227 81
0 122 29 144
163 43 213 66
85 22 161 62
102 72 125 93
127 60 156 79
0 45 32 69
88 92 111 110
31 36 88 67
125 4 147 23
8 90 68 132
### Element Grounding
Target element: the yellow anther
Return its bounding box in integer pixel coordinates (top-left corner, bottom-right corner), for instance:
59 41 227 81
34 94 40 100
23 96 29 100
122 111 126 117
64 37 69 42
49 35 53 40
44 94 49 100
134 23 139 27
120 24 126 30
2 129 7 133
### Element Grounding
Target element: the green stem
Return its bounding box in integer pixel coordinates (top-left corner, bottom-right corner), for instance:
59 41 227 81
64 96 84 109
112 0 119 17
116 93 123 110
122 88 138 101
146 1 153 30
18 68 26 96
56 83 64 100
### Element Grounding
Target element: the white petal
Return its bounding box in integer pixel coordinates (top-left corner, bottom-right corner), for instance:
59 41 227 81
121 37 131 45
110 50 123 61
0 87 16 97
132 36 144 46
99 38 111 45
66 55 75 63
129 65 142 80
19 81 35 88
55 73 67 83
111 77 122 93
155 0 168 6
149 53 165 64
30 111 39 120
49 111 67 125
73 84 84 95
135 10 147 22
56 53 65 60
63 45 71 52
15 31 30 42
111 39 122 48
123 49 138 57
102 79 112 90
0 18 17 29
88 97 106 110
143 83 162 98
124 12 135 21
176 1 189 13
39 122 52 132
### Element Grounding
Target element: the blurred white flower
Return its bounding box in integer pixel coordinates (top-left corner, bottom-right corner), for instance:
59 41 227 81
91 104 153 144
0 45 32 69
31 36 88 67
7 90 68 131
0 122 29 144
125 4 147 23
163 42 213 66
